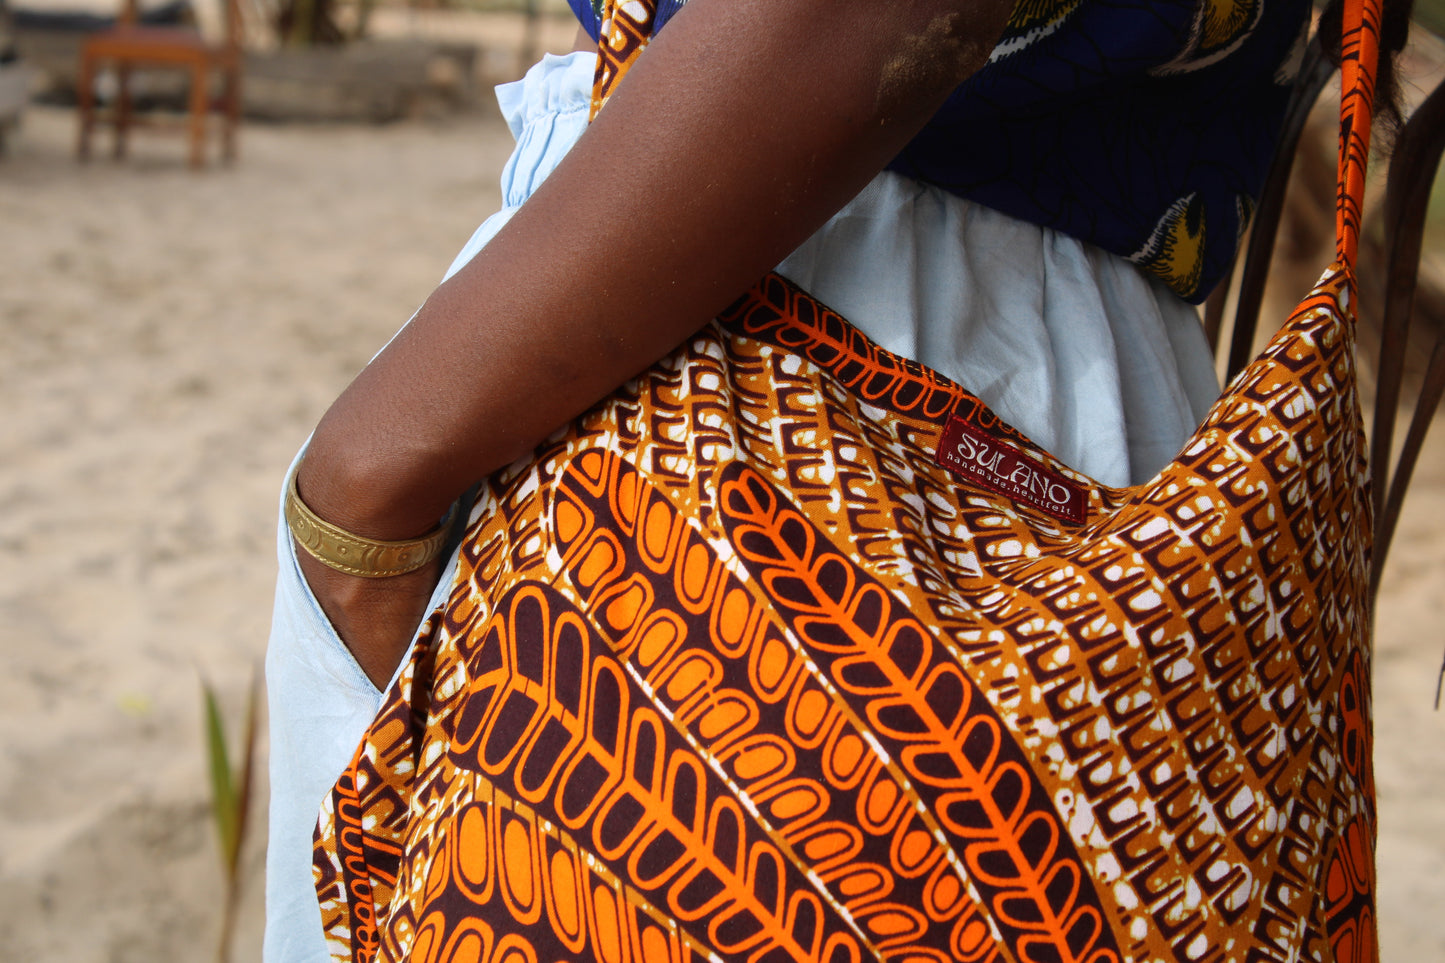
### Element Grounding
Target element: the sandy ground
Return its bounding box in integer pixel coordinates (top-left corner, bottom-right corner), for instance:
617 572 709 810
0 93 521 960
1 29 1444 963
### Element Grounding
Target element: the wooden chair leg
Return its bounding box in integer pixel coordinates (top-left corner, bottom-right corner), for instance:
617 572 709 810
188 63 209 170
114 64 132 160
76 53 96 162
221 64 240 164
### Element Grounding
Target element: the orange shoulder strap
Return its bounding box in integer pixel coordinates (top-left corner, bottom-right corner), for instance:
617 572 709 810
1337 0 1384 269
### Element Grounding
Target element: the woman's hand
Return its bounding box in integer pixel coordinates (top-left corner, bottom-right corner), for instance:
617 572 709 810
296 0 1015 685
291 458 455 688
295 547 443 689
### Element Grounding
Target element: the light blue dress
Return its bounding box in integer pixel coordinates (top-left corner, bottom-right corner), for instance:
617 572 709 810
264 51 1218 962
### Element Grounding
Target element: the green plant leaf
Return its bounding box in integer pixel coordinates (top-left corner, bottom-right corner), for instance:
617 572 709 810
230 674 259 877
202 679 240 874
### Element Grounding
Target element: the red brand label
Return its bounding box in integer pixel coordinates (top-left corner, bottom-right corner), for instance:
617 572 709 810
935 414 1087 525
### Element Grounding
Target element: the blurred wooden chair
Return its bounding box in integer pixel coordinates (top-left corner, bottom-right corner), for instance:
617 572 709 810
1202 33 1445 605
76 0 243 169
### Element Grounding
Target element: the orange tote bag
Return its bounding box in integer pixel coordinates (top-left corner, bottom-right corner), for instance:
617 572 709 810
312 1 1381 960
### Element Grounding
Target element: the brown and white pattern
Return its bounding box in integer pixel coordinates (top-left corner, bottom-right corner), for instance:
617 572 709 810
313 258 1374 963
312 1 1380 960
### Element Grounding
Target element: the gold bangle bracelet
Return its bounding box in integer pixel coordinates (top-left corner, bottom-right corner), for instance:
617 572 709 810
284 466 458 578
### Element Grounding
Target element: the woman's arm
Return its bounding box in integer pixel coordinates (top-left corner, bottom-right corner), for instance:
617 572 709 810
295 0 1015 687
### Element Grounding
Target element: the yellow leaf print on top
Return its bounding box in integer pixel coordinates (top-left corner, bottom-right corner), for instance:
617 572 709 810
990 0 1083 61
1154 0 1264 73
1201 0 1261 51
1131 194 1206 299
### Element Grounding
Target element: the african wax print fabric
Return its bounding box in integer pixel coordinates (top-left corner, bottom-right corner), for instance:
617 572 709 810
567 0 1310 303
313 274 1375 963
311 0 1379 960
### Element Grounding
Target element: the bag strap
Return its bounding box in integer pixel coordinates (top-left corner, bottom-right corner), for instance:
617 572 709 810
1337 0 1384 271
590 0 656 118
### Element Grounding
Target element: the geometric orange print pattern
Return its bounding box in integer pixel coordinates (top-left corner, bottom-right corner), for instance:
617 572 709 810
313 2 1379 960
314 259 1374 963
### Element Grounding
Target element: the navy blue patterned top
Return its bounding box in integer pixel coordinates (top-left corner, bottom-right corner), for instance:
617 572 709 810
566 0 1311 302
